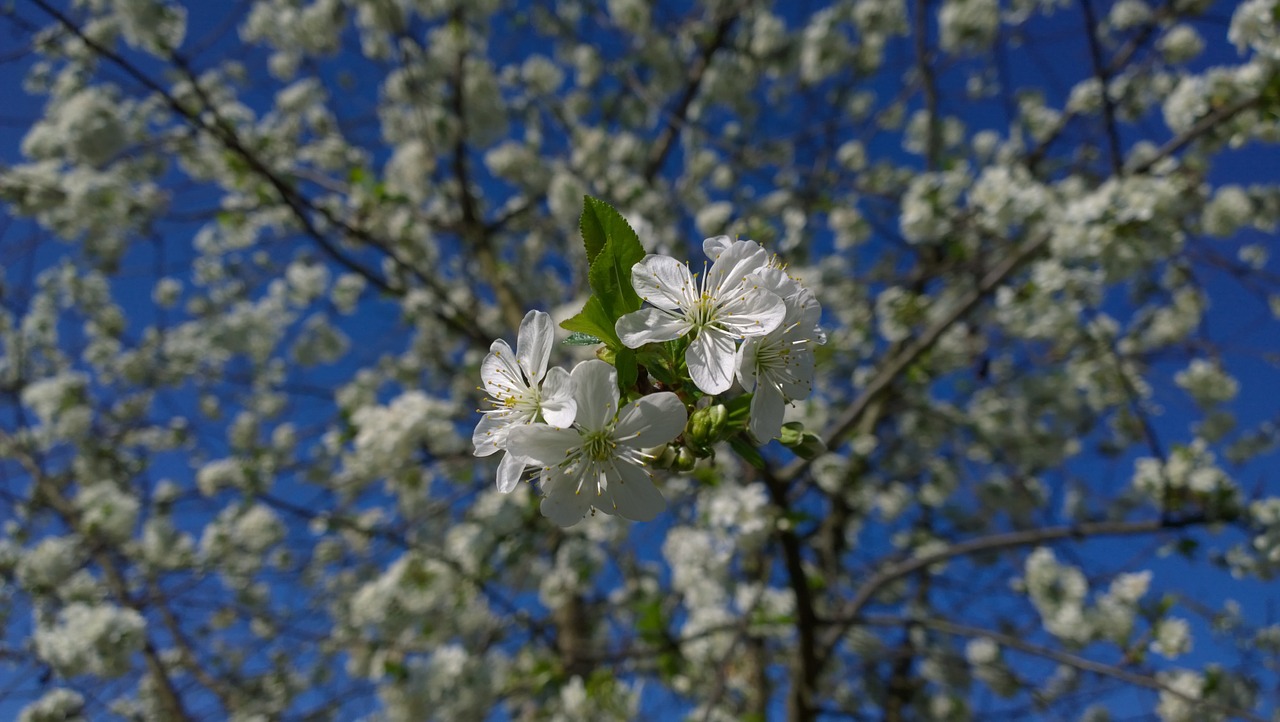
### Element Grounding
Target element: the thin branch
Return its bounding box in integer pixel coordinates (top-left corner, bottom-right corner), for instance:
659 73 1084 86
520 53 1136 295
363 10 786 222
1126 93 1264 175
642 13 737 181
1079 0 1124 176
760 463 820 722
818 514 1212 659
1 431 195 721
1024 5 1168 172
27 0 493 347
859 615 1269 722
912 0 941 171
780 229 1052 483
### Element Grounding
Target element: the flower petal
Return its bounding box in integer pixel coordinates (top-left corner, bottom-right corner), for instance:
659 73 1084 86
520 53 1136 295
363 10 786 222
505 424 580 466
570 360 619 431
736 337 760 392
749 381 786 441
616 308 691 349
702 235 734 260
716 288 786 338
539 366 577 427
481 338 526 397
614 391 687 448
705 240 768 297
516 310 554 384
778 350 815 400
539 468 593 527
687 326 737 395
631 254 695 311
754 265 800 301
495 451 526 493
606 459 666 522
472 412 511 456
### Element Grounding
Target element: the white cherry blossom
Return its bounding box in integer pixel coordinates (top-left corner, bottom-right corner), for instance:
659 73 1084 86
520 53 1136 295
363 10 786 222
473 310 577 492
737 287 823 440
615 240 786 394
506 360 687 527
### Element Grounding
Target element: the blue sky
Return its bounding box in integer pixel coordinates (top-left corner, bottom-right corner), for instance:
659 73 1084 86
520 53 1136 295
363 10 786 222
2 1 1279 720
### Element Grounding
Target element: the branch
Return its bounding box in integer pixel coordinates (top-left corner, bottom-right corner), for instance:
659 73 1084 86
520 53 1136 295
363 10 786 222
859 615 1269 722
1079 0 1124 176
1126 93 1264 176
818 514 1212 658
444 12 523 331
642 13 737 181
1023 4 1167 172
779 229 1052 483
912 0 941 171
1 431 195 720
760 464 821 722
27 0 493 347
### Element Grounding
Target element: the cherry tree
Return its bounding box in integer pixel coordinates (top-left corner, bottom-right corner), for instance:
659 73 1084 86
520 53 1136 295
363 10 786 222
2 0 1280 720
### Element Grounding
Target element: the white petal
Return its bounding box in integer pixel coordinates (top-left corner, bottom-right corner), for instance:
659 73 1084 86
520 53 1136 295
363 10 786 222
736 338 760 392
614 392 687 448
539 366 577 427
570 360 619 431
778 350 816 400
539 468 593 527
790 287 822 325
616 308 691 348
687 327 737 395
716 288 786 338
495 451 525 493
785 287 826 344
754 265 800 300
516 310 554 384
706 240 768 297
472 412 511 456
481 339 526 397
749 382 787 441
702 235 734 260
631 254 695 311
505 424 579 466
606 459 666 522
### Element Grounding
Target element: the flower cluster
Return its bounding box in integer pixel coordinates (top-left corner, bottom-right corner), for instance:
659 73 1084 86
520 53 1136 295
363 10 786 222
473 310 686 526
472 202 823 527
617 235 825 440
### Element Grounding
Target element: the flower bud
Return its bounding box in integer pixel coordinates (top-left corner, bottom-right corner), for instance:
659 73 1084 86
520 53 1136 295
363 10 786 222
686 403 729 451
648 444 679 470
674 446 698 472
779 421 805 447
779 422 826 459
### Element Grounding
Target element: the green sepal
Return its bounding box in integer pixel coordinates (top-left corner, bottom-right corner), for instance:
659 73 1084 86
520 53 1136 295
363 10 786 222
779 423 827 460
779 421 806 447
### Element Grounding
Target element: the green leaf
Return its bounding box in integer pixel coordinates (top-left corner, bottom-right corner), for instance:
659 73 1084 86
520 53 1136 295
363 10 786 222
724 393 753 428
615 347 638 393
635 598 665 640
561 295 621 347
729 434 767 470
582 197 646 320
580 196 607 267
563 331 603 346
